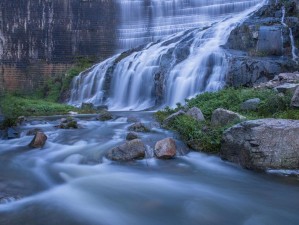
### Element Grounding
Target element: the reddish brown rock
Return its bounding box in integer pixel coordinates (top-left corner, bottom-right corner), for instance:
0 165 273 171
29 132 47 148
154 138 176 159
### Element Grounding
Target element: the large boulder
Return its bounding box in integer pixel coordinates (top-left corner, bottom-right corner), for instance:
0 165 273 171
221 119 299 170
291 86 299 108
29 132 47 148
186 107 205 121
154 138 176 159
240 98 261 111
128 122 150 132
162 110 185 127
211 108 246 127
106 139 146 161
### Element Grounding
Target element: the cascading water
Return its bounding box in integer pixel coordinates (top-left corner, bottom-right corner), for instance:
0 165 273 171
281 6 299 64
69 0 266 110
116 0 265 52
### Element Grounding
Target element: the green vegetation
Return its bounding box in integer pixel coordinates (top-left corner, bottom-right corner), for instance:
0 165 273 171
0 94 76 118
156 87 299 153
37 57 95 102
0 57 97 125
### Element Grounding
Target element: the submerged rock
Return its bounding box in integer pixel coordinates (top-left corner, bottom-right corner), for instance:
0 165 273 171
186 107 205 121
106 139 146 161
291 86 299 107
29 132 47 148
154 138 176 159
128 122 150 132
211 108 246 127
5 127 20 139
221 119 299 170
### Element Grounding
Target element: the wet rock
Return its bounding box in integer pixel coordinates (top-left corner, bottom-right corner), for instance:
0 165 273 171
162 110 186 127
29 132 47 148
221 119 299 170
126 132 139 141
106 139 146 161
96 110 113 121
186 107 205 121
277 72 299 83
26 128 42 136
154 138 176 159
186 139 203 151
291 86 299 108
240 98 261 111
274 83 299 94
16 116 26 125
6 127 20 139
211 108 246 127
81 103 94 110
58 117 78 129
127 117 140 123
128 122 150 132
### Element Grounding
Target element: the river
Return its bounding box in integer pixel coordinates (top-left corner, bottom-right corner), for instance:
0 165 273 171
0 112 298 225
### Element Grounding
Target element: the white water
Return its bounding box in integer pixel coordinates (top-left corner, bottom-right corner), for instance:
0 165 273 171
0 113 299 225
281 6 299 63
116 0 264 52
69 0 265 110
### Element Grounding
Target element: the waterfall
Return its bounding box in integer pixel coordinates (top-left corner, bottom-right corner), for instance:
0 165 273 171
281 6 299 64
116 0 266 52
289 28 299 64
69 0 266 110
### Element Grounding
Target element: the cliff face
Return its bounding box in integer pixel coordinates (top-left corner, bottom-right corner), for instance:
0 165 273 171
0 0 118 93
225 0 299 87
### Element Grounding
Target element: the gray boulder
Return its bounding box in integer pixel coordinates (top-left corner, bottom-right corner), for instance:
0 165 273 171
154 138 176 159
221 119 299 170
106 139 146 161
162 110 185 127
211 108 246 127
240 98 261 111
58 117 78 129
128 122 150 132
29 132 47 148
274 83 299 94
126 132 139 141
291 86 299 108
186 107 205 121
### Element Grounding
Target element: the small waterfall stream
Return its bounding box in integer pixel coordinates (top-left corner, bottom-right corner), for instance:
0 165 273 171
69 0 265 110
281 6 299 64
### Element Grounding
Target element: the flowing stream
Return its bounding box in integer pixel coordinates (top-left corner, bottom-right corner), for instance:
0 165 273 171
0 113 299 225
69 0 265 110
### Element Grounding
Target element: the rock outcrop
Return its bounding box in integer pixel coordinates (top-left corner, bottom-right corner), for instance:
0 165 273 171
211 108 246 127
154 138 176 159
221 119 299 170
291 86 299 107
225 0 299 87
106 139 146 161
